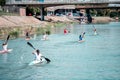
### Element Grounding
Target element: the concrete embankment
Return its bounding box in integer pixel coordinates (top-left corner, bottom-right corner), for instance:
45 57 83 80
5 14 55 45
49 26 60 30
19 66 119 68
92 17 115 24
0 16 48 39
0 15 114 28
0 16 48 28
45 16 75 22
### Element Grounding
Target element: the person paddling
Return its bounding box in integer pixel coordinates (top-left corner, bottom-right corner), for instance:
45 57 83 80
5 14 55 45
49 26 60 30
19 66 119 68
42 33 48 40
93 28 97 35
79 32 85 42
93 25 97 35
32 49 42 62
2 35 10 51
2 42 8 51
25 31 30 40
79 35 83 41
64 28 68 34
27 42 51 64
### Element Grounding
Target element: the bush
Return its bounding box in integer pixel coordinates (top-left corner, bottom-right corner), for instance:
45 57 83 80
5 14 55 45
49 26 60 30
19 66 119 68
110 12 117 17
9 31 19 38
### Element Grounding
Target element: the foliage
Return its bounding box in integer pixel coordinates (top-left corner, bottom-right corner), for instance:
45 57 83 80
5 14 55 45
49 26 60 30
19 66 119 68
88 9 120 17
90 9 97 16
9 31 19 38
110 12 118 17
0 0 5 6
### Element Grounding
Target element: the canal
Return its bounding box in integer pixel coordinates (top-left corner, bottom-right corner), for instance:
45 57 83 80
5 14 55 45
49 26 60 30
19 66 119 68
0 22 120 80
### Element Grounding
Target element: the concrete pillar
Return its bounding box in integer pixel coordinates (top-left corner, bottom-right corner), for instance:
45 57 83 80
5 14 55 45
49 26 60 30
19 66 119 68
19 7 26 16
40 6 45 21
86 9 92 23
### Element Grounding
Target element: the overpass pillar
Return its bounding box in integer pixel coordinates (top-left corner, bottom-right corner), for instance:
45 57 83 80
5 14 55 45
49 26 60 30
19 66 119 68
40 6 45 21
86 9 92 23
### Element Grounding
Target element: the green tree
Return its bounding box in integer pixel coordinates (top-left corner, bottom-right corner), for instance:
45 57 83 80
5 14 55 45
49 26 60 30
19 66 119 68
105 9 111 16
0 0 5 6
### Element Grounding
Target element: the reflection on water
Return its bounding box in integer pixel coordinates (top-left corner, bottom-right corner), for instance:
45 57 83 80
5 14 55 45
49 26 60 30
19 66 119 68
0 22 120 80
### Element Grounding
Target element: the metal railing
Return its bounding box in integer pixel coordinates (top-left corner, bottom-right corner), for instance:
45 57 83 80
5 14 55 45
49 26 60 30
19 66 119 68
6 0 120 5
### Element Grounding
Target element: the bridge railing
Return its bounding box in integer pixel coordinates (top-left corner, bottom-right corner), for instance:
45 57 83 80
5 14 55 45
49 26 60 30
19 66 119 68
6 0 119 5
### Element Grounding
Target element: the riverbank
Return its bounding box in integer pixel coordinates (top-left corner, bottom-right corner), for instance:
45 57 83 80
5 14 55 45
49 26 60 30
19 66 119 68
92 17 115 24
0 16 48 28
0 15 116 39
0 15 115 28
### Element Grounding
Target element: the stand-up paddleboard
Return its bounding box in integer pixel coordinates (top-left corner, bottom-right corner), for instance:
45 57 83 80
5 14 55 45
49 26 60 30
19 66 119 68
0 49 13 54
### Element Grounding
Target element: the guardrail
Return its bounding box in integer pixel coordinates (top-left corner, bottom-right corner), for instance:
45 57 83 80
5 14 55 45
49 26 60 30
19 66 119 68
6 0 120 5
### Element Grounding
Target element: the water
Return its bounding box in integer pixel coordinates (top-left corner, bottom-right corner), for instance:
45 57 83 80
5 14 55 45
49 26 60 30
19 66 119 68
0 22 120 80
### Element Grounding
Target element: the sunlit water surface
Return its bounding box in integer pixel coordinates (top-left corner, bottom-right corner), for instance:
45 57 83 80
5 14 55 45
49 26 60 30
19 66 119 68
0 22 120 80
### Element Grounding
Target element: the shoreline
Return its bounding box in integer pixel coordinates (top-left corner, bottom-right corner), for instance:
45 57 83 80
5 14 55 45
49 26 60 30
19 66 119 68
0 16 116 28
0 15 117 39
92 17 115 24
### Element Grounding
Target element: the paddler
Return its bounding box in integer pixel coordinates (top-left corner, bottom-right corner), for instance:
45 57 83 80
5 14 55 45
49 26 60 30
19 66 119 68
93 28 97 35
25 31 30 40
32 49 42 62
2 42 8 51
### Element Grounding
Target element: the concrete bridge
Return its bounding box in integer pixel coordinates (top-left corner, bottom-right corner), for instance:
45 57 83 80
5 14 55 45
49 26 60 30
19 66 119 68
6 0 120 21
6 0 120 7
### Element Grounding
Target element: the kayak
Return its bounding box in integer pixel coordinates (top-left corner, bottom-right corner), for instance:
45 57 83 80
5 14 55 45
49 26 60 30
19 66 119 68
29 60 41 66
25 38 30 40
41 38 49 41
94 32 97 36
0 49 13 54
78 40 85 43
29 58 45 66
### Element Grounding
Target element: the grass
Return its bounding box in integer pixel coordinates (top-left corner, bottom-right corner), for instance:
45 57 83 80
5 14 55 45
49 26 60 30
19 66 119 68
0 11 19 16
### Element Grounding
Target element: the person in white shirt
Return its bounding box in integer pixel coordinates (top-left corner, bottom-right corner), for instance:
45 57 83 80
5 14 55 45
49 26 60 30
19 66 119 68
32 49 42 61
42 33 48 40
93 28 97 35
2 43 8 51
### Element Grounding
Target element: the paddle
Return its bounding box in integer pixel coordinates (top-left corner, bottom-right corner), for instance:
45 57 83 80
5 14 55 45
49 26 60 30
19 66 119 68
93 25 96 29
82 32 85 37
27 42 51 63
27 42 36 50
5 35 10 44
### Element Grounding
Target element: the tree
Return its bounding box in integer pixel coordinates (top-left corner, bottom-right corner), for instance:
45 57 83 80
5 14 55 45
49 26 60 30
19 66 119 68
0 0 5 6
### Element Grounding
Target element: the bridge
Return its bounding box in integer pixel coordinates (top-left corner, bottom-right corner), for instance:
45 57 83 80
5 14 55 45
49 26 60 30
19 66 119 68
76 5 120 9
5 0 120 21
6 0 120 7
